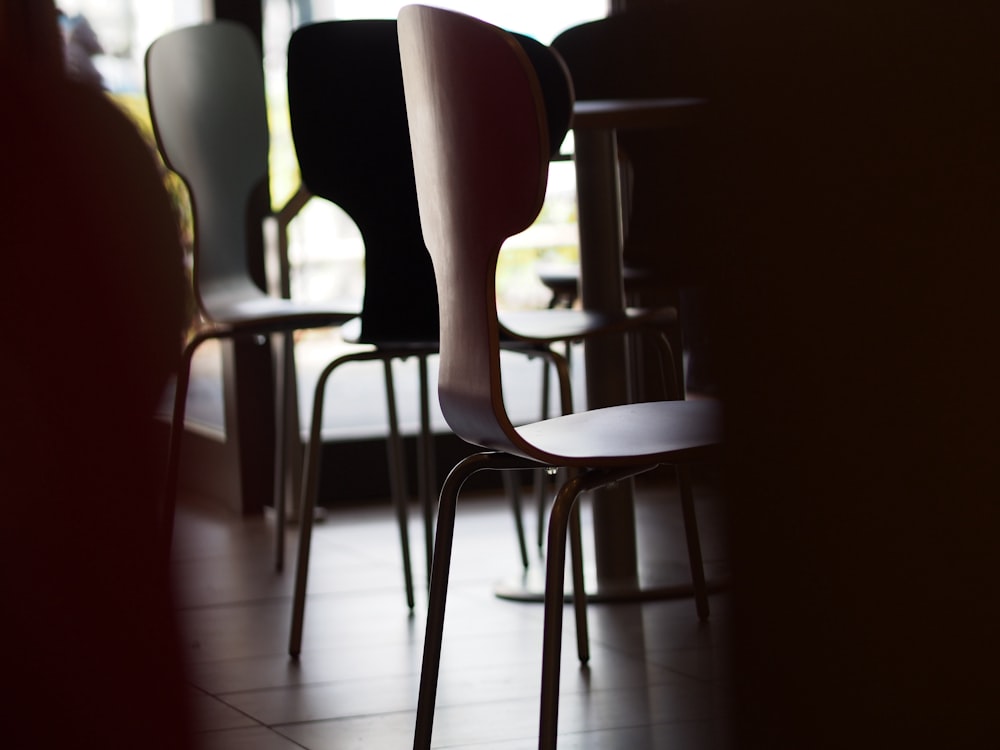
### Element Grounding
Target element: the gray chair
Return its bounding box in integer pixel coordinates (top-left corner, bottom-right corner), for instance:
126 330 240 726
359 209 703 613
145 21 356 567
398 6 723 749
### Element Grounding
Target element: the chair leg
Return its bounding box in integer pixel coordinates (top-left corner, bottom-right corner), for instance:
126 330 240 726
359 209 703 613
568 499 589 664
383 358 416 610
160 337 200 563
536 348 575 551
413 453 492 750
504 471 531 569
272 332 289 573
289 352 338 657
416 354 436 582
536 357 553 551
539 465 652 749
535 471 550 552
677 464 710 621
505 352 551 563
538 475 584 750
414 453 537 750
654 329 684 401
535 358 553 552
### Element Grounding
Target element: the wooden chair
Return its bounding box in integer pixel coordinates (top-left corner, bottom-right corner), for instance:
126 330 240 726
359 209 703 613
145 21 356 568
285 19 686 658
398 6 723 749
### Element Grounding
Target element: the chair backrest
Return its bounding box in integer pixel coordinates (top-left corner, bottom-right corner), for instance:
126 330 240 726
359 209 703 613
550 7 704 101
145 21 271 316
287 19 437 343
552 6 710 288
398 5 555 454
287 19 571 344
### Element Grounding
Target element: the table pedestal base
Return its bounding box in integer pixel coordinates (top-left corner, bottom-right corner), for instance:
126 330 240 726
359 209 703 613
494 561 729 604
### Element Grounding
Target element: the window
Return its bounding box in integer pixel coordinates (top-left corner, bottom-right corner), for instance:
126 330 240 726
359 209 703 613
56 0 206 94
265 0 608 312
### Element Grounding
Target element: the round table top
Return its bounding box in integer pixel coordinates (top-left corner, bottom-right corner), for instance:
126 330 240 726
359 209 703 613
571 97 706 130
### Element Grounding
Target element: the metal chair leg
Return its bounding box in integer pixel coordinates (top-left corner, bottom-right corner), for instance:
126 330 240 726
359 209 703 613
272 331 289 573
677 464 710 621
414 453 539 750
416 354 436 582
539 465 655 749
535 470 550 552
161 336 199 562
538 476 581 750
654 330 683 401
289 351 339 657
504 471 531 569
536 348 576 551
161 329 222 563
568 499 589 664
414 454 487 750
383 358 415 610
536 357 554 550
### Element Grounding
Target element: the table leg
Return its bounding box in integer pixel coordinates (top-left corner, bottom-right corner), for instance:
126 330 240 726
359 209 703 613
572 127 640 588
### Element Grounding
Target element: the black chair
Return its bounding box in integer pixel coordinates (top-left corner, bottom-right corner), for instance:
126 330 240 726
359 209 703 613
286 19 684 658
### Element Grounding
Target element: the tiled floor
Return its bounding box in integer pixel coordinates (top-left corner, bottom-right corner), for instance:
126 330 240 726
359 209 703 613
172 471 731 749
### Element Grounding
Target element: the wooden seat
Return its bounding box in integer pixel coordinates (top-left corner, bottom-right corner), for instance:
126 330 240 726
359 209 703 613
398 6 723 749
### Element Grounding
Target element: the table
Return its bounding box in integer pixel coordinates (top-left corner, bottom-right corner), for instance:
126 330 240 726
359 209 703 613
496 97 713 603
569 97 708 597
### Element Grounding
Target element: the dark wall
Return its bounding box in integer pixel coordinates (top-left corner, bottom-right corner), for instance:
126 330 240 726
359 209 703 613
699 1 1000 747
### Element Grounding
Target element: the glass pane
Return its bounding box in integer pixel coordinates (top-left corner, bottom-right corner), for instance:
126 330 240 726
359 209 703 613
57 0 206 94
272 0 606 312
307 0 607 44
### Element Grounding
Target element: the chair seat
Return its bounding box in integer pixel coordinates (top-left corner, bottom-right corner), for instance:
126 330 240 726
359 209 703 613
512 398 721 465
536 263 657 298
499 306 677 344
200 287 356 331
339 315 445 350
536 263 655 286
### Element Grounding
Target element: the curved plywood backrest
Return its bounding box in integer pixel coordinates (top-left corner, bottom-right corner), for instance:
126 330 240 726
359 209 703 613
398 5 552 453
287 20 438 343
145 21 270 312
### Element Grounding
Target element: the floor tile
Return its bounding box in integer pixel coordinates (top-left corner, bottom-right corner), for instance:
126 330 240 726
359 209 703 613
173 478 731 749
